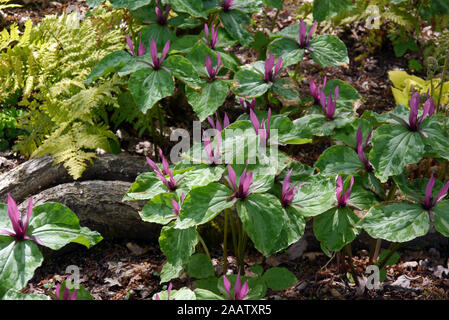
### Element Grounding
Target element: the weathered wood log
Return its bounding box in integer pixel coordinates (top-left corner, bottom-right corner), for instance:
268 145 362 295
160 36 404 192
17 180 158 241
0 154 148 204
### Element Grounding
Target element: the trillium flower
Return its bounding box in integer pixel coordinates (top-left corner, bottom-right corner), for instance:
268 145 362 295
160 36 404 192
309 76 327 104
146 148 178 191
203 131 222 165
356 125 373 171
171 193 186 216
126 34 146 57
336 176 354 207
55 283 77 300
223 271 249 300
391 92 435 134
155 0 170 26
281 169 310 207
319 86 339 120
205 53 222 80
207 112 230 132
250 108 271 146
239 98 256 114
221 0 234 11
0 194 44 245
422 174 449 210
264 53 283 83
139 39 170 71
155 283 175 300
225 161 254 200
203 24 218 49
298 18 317 49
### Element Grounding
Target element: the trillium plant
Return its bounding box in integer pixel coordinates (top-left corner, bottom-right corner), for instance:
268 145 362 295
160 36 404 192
0 194 102 299
84 0 449 296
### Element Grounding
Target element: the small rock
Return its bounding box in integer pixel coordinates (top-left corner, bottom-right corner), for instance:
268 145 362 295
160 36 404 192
126 242 145 255
303 252 324 262
433 265 449 279
288 237 308 260
402 261 418 269
296 281 308 291
330 288 341 297
104 277 121 288
266 256 280 267
428 248 440 258
390 275 411 289
358 249 369 257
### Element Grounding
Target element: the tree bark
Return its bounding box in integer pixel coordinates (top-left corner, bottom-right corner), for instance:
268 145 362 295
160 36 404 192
17 180 159 241
0 154 148 204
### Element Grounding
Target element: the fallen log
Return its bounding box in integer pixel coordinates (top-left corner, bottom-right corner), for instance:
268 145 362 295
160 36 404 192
0 154 148 204
17 180 157 241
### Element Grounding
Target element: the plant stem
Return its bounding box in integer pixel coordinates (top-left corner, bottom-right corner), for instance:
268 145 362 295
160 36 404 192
223 209 229 274
229 209 238 257
293 61 301 86
439 161 448 180
157 103 165 139
377 243 402 270
198 233 211 261
237 219 246 270
270 9 280 32
387 180 397 201
372 239 382 263
437 54 448 113
345 244 360 287
368 238 377 263
148 112 159 148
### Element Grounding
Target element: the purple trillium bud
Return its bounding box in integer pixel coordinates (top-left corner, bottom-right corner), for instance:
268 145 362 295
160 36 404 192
221 0 234 11
205 53 222 80
148 39 170 70
263 53 283 83
207 112 230 132
298 19 317 49
336 176 354 207
55 284 78 300
422 174 449 210
204 24 219 49
225 161 254 200
394 92 435 132
356 125 373 172
223 270 249 300
239 98 256 114
250 108 271 146
319 86 339 120
146 148 178 191
309 76 327 104
281 169 310 207
155 0 170 25
0 194 44 245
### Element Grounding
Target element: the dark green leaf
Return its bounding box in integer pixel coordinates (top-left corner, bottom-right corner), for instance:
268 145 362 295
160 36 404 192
187 254 215 279
237 193 286 256
175 183 236 229
262 267 297 290
370 124 426 182
309 35 349 67
361 202 429 242
312 0 352 22
186 80 229 121
86 51 131 85
129 68 174 113
313 206 360 251
315 145 363 176
219 9 254 46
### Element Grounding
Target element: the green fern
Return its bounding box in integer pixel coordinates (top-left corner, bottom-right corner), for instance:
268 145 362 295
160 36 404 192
0 4 128 179
0 0 21 10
